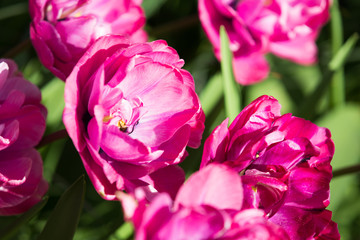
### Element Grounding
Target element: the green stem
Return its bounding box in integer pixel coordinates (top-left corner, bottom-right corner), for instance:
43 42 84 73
330 0 345 108
220 26 241 122
36 129 69 149
2 39 31 58
333 164 360 178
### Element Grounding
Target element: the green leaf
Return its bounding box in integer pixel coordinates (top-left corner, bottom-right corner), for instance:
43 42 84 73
329 0 345 108
142 0 167 18
0 197 48 240
199 73 223 116
329 33 359 71
41 78 65 131
42 138 67 182
220 26 241 122
38 176 86 240
109 222 134 240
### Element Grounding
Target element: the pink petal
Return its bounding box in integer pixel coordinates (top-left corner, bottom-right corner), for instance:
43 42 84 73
269 36 318 64
200 118 229 168
100 124 150 161
146 165 185 200
174 164 243 211
232 53 270 85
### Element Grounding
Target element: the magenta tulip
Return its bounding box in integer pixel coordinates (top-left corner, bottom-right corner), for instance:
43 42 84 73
198 0 330 84
0 59 48 215
201 95 339 239
63 35 205 200
29 0 147 80
118 164 290 240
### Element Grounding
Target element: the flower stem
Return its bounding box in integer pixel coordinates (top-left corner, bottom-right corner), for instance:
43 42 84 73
2 39 31 58
333 164 360 178
220 26 241 123
329 0 345 108
36 129 69 149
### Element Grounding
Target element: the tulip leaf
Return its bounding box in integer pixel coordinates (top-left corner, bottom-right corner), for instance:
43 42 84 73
42 138 67 182
220 26 241 122
110 222 134 240
0 197 48 240
199 73 223 116
41 78 65 131
37 175 85 240
39 79 66 182
329 33 359 71
142 0 167 18
329 0 345 108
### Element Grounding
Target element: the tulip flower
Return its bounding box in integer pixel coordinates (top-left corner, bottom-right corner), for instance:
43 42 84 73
63 35 205 200
201 95 340 239
118 164 290 240
0 59 48 215
29 0 147 80
198 0 330 84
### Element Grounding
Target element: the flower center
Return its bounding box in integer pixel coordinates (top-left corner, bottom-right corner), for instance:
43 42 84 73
102 96 144 134
117 119 128 132
45 1 86 22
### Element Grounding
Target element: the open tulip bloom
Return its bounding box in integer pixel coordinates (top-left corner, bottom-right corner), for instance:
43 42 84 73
118 164 291 240
63 35 205 200
115 95 339 240
201 95 339 239
198 0 330 84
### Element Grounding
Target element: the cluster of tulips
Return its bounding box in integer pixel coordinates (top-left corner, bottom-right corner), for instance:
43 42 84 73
0 0 342 239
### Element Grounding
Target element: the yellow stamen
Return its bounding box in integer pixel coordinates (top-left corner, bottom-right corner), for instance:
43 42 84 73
117 119 127 132
103 115 113 123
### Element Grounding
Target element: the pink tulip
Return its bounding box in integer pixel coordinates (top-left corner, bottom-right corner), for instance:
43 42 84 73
198 0 330 84
118 164 290 240
63 35 205 200
0 59 48 215
29 0 147 80
201 95 339 239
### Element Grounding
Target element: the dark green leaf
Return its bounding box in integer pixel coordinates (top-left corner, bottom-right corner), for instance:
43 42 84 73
37 176 85 240
0 197 48 240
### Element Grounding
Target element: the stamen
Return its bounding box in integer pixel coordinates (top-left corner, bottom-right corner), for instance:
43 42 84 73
103 115 113 123
117 119 128 132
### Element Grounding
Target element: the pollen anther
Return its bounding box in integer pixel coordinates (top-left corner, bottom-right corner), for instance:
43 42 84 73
117 119 128 132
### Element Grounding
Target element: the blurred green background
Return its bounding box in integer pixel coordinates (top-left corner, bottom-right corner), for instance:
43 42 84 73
0 0 360 239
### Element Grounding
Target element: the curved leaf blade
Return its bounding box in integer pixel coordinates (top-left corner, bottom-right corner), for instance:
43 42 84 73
37 176 85 240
